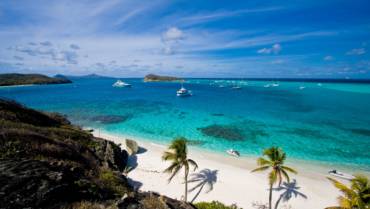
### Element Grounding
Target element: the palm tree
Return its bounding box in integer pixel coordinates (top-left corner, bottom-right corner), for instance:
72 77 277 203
162 137 198 202
327 174 369 209
251 147 297 209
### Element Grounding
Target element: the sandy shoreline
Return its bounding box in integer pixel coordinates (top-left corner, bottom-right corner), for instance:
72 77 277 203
91 130 346 209
0 84 35 88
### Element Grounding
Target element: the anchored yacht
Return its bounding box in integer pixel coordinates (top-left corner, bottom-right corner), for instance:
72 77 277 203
112 80 132 88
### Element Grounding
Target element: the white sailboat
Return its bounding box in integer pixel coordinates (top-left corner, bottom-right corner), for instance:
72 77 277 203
176 83 192 97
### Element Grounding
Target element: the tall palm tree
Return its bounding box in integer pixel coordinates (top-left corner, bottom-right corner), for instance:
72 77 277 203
162 137 198 202
327 174 370 209
251 147 297 209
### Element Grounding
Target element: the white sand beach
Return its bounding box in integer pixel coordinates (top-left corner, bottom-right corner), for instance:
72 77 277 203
94 131 341 209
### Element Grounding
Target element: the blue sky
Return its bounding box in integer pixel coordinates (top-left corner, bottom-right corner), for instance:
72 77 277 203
0 0 370 78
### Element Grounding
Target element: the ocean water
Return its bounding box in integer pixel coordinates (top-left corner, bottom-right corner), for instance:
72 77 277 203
1 77 370 171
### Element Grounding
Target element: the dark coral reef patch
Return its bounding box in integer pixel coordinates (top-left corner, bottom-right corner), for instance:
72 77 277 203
91 114 132 124
198 124 244 141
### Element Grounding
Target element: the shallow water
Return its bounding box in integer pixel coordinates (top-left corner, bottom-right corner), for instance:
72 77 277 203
1 77 370 171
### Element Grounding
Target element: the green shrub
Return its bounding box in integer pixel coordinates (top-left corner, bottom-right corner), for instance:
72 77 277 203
99 169 128 196
195 201 242 209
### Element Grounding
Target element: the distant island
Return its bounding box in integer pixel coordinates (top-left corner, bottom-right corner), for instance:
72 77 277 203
144 74 184 82
65 73 109 79
0 73 72 86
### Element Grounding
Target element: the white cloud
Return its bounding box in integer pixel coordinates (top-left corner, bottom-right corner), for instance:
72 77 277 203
114 6 148 26
70 44 80 50
346 48 366 55
161 27 185 55
179 7 283 25
39 41 52 46
258 43 282 54
14 56 24 61
9 42 79 65
324 55 334 61
54 50 79 64
162 27 185 42
162 45 174 55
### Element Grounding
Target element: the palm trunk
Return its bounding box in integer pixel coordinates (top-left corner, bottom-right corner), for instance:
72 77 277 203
269 183 273 209
184 168 188 202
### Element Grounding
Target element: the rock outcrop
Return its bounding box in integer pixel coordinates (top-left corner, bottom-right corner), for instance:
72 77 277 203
125 139 139 155
0 99 195 209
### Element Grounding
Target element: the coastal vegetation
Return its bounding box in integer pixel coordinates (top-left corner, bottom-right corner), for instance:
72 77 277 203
0 73 71 86
327 175 370 209
252 147 297 209
194 201 242 209
144 73 183 82
162 137 198 202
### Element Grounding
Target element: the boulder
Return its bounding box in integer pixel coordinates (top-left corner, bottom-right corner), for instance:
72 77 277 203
92 137 128 172
125 139 139 155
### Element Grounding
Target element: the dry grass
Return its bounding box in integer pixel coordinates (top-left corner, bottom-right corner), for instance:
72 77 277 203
62 201 119 209
141 194 168 209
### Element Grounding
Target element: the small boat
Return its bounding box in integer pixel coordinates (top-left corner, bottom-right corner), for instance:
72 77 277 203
219 85 225 88
177 84 192 97
264 84 271 88
299 86 306 90
227 149 240 157
328 170 354 180
272 83 280 87
113 80 132 87
231 86 242 90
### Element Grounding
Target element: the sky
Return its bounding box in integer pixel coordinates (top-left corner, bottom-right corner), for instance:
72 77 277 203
0 0 370 78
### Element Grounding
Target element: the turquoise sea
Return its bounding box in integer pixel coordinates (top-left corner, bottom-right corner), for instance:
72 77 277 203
1 77 370 171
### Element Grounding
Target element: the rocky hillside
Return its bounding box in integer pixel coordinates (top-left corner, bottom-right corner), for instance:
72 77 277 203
0 99 195 209
0 73 72 86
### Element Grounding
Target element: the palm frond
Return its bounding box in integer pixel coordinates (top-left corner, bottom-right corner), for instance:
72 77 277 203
187 159 198 171
168 165 182 182
164 162 180 174
162 151 176 161
327 177 354 196
281 169 290 183
338 196 352 208
257 157 272 166
251 166 270 173
281 166 297 174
